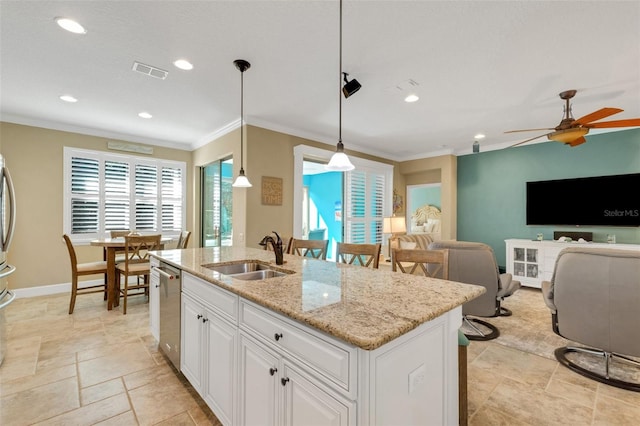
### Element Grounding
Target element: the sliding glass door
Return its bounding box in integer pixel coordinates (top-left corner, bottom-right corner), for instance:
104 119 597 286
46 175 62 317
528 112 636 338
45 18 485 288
200 158 233 247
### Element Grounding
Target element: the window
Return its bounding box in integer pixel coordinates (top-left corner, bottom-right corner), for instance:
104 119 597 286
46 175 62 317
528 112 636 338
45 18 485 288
64 147 186 243
293 145 393 248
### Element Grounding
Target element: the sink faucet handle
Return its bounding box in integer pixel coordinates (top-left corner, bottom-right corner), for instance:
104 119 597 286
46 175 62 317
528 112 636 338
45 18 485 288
272 231 282 246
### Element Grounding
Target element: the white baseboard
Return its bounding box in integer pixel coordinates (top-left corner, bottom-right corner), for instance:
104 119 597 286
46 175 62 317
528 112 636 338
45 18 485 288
10 278 132 299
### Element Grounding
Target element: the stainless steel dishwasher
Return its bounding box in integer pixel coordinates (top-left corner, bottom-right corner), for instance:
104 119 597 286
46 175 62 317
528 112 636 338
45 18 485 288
155 262 181 369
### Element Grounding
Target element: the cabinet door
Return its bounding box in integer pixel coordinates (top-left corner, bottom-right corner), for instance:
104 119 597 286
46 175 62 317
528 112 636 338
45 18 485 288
204 311 237 426
149 269 160 341
281 362 352 426
238 334 279 426
181 295 203 392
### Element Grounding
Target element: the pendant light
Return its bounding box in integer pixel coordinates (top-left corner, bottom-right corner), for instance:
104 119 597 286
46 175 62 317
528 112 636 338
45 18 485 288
326 0 355 172
232 59 252 187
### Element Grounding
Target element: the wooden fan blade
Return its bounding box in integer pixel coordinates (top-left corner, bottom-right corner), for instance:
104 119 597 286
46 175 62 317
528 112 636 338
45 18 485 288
509 133 550 148
505 128 554 134
586 118 640 128
567 136 587 147
573 107 623 125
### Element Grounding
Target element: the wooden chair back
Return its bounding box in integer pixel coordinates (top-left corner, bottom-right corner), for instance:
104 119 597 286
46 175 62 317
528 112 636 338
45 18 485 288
290 238 329 260
176 231 191 249
110 230 131 238
336 242 382 269
392 248 449 279
123 234 162 269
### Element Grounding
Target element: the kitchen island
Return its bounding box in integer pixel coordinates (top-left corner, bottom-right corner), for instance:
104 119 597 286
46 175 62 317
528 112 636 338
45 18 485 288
151 246 485 426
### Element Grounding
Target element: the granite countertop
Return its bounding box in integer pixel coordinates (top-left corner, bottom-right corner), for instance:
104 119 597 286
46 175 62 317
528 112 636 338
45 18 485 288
151 246 485 350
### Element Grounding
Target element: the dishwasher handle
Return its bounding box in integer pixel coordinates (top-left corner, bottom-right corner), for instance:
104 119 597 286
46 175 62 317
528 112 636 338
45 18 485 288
152 266 180 280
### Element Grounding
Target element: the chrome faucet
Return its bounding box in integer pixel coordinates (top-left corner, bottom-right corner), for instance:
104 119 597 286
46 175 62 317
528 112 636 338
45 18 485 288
259 231 284 265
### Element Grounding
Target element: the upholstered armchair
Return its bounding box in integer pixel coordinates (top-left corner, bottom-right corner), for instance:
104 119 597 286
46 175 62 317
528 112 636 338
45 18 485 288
541 247 640 391
428 240 521 340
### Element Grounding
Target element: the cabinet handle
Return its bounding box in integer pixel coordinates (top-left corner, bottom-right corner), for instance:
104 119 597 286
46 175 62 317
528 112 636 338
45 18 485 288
197 314 203 320
281 377 289 386
202 317 208 323
155 284 160 288
269 367 278 376
274 333 283 341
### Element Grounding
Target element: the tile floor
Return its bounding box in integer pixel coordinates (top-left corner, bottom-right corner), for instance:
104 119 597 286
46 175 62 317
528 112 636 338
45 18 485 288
1 289 639 425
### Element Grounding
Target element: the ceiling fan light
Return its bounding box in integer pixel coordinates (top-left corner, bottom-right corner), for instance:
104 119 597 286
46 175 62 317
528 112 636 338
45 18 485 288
547 128 589 143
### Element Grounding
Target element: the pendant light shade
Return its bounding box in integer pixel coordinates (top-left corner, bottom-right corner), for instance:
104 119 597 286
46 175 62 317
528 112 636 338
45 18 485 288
232 59 252 188
326 0 355 172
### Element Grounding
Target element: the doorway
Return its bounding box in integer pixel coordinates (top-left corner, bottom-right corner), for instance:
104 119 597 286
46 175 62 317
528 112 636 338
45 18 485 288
200 158 234 247
406 183 441 232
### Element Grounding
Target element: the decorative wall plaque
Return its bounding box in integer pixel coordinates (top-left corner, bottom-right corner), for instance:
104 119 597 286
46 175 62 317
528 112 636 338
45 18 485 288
261 176 283 205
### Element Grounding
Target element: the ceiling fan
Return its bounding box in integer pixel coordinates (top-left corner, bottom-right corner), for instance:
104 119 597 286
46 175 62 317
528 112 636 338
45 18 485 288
506 89 640 147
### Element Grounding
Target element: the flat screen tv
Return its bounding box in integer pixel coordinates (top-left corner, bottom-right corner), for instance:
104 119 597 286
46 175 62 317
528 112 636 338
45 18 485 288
526 173 640 227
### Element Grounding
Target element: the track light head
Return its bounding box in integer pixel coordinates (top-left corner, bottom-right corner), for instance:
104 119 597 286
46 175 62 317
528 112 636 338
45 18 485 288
342 72 361 98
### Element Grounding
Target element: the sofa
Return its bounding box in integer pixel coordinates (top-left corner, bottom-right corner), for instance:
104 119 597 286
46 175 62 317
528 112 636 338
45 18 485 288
390 233 435 251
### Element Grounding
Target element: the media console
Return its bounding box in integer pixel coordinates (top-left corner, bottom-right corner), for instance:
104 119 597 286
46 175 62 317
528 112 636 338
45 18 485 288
505 239 640 288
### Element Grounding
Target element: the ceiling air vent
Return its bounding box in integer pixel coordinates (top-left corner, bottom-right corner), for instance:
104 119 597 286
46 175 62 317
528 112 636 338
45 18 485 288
132 61 168 80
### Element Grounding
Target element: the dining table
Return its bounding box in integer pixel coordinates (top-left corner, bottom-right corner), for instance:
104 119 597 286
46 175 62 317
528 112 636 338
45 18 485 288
90 236 173 310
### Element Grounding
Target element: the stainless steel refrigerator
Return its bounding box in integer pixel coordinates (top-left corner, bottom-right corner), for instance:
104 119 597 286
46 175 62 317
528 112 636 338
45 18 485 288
0 154 17 366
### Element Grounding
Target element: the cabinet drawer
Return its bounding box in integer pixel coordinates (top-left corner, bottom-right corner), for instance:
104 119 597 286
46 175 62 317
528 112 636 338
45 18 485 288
240 301 355 394
183 272 238 324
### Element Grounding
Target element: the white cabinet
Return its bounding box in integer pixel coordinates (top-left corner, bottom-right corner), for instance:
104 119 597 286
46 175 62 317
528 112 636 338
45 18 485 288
238 304 355 426
181 273 239 426
238 334 279 426
505 239 640 288
180 271 461 426
149 257 160 341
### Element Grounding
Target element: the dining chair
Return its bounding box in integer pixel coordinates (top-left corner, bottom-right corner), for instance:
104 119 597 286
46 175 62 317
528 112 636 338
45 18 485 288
115 234 161 314
391 248 449 279
176 230 192 249
110 230 131 238
289 238 329 260
336 242 382 269
63 234 109 314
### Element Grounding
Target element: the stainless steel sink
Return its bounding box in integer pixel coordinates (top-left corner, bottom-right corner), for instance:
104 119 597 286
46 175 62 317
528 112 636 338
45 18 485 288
203 261 294 280
231 269 289 280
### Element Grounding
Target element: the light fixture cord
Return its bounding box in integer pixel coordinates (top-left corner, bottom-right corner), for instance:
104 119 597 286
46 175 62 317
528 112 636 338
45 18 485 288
240 66 245 172
338 0 342 145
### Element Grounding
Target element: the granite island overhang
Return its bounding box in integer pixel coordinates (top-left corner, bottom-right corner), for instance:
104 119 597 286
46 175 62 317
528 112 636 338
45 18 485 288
151 246 485 350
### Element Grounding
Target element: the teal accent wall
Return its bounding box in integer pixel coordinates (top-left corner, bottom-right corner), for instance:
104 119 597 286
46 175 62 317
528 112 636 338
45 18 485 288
303 172 343 258
408 185 441 213
457 128 640 268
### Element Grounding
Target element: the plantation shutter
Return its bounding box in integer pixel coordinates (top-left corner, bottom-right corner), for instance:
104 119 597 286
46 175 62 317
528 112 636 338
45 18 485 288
134 164 158 231
161 166 183 232
104 160 130 231
344 169 385 244
64 147 186 242
70 156 100 234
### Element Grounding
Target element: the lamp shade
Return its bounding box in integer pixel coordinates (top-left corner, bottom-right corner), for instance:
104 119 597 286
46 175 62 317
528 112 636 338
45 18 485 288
326 151 355 171
383 216 406 234
232 170 252 188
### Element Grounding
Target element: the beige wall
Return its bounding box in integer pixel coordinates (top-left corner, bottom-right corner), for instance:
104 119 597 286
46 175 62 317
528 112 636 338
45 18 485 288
399 155 457 239
1 119 454 291
193 125 397 251
0 122 193 290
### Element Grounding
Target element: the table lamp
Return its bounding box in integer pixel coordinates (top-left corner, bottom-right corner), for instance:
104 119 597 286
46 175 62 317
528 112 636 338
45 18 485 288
383 216 406 260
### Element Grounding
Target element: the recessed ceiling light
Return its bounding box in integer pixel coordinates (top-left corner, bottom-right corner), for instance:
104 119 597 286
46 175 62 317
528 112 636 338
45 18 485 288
404 94 419 103
474 133 486 139
59 95 78 103
138 112 152 119
173 59 193 70
55 17 86 34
